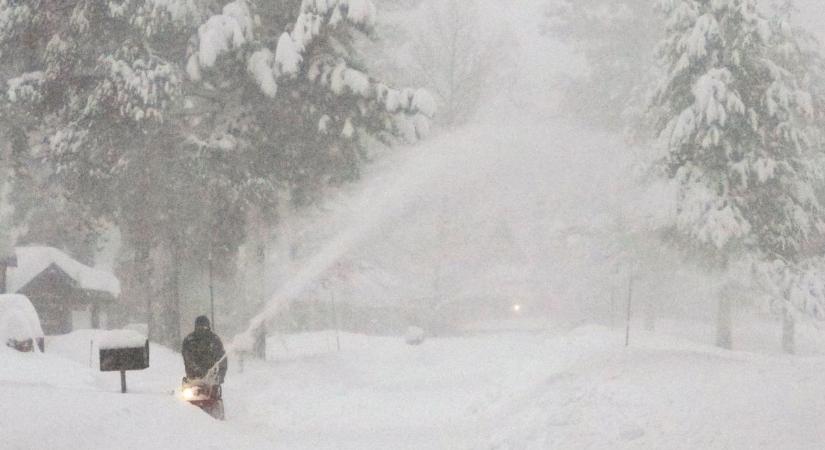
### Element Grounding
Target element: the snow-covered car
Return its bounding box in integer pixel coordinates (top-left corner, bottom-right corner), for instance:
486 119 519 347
0 294 45 352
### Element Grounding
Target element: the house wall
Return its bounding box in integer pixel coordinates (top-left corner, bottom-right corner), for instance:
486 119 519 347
18 266 112 335
22 278 74 335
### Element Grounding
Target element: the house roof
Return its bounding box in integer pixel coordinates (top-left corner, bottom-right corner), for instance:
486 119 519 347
6 247 120 297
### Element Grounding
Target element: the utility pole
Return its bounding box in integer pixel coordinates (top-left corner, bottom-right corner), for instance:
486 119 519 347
208 249 215 331
610 289 616 328
625 272 634 347
330 290 341 352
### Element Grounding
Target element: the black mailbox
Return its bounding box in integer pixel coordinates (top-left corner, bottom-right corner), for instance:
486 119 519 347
98 335 150 393
99 340 150 372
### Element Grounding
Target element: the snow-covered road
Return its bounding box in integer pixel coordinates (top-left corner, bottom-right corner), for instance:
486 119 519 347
4 325 825 449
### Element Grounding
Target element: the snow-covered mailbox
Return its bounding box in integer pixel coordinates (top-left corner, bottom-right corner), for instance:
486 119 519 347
98 330 149 393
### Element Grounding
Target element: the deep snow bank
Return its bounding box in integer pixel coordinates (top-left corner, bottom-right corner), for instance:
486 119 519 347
0 334 266 450
5 325 825 449
481 327 825 450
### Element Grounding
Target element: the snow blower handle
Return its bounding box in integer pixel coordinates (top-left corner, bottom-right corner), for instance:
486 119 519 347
203 353 227 385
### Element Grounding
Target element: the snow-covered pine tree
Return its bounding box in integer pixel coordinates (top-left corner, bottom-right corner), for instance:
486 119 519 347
755 0 825 352
184 0 435 204
0 0 433 344
649 0 825 349
0 0 212 345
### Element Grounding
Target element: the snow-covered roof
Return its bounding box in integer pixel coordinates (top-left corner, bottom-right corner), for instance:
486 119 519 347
6 247 121 297
0 294 44 341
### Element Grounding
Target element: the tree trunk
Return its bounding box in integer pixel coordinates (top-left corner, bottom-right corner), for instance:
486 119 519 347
782 307 795 355
716 296 733 350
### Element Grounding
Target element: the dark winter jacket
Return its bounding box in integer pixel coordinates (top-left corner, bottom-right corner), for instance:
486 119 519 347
182 327 227 384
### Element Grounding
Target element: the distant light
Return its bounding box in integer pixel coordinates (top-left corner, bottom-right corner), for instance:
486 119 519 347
512 304 522 313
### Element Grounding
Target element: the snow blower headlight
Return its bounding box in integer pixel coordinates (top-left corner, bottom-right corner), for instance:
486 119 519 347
182 387 196 400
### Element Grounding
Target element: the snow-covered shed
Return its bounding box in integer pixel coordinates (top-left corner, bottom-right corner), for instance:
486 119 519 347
6 247 120 335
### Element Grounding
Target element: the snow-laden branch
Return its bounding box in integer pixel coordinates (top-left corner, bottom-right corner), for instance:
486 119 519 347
185 0 435 124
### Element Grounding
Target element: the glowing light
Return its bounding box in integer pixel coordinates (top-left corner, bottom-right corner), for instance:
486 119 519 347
182 388 195 400
512 304 522 313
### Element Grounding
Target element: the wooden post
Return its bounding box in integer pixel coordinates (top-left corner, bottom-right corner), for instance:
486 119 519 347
120 370 127 393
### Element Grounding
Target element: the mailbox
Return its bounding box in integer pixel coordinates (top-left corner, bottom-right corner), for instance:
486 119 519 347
97 330 150 393
99 340 149 372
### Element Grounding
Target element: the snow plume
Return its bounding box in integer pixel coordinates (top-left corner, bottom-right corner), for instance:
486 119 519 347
233 124 507 352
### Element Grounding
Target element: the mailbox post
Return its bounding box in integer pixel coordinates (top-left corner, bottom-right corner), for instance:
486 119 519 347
98 330 150 393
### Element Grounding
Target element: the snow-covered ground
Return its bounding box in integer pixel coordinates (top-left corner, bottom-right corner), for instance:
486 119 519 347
4 322 825 449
